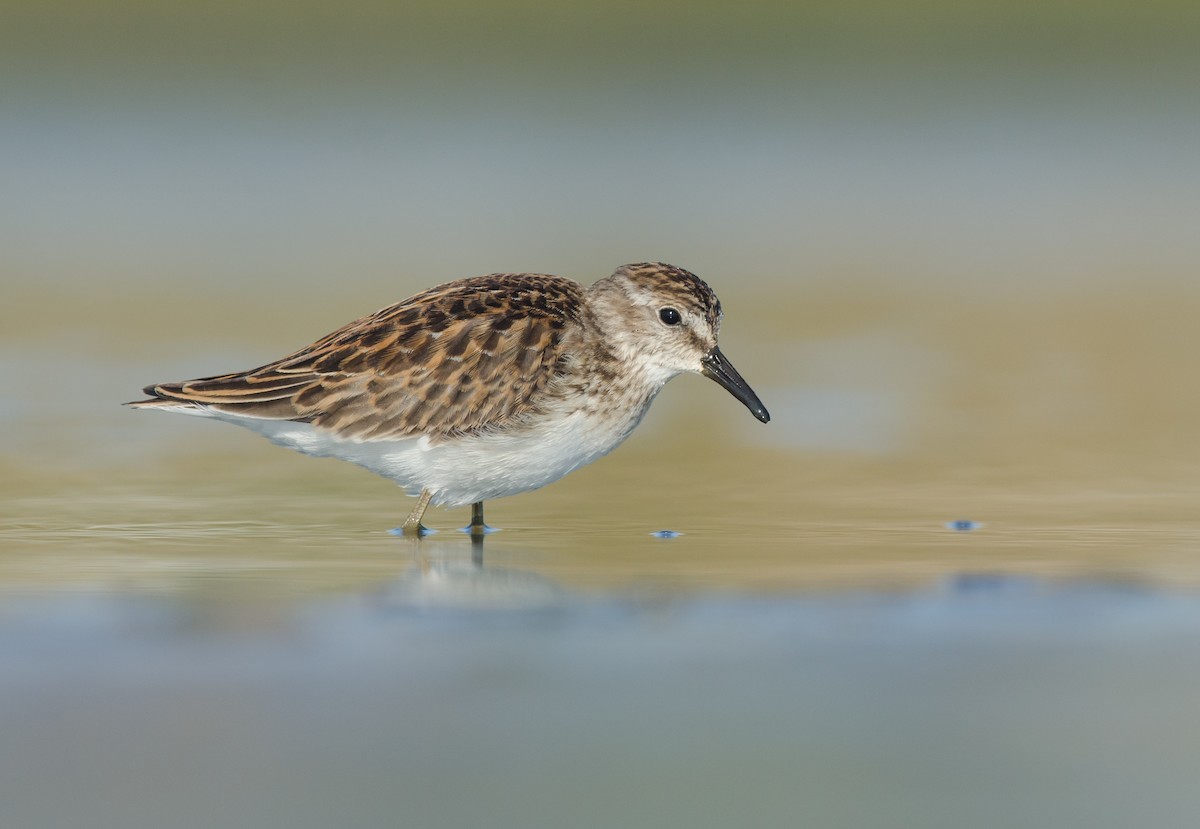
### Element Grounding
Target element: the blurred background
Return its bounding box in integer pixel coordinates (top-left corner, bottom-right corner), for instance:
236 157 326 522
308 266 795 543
3 3 1200 827
5 0 1200 474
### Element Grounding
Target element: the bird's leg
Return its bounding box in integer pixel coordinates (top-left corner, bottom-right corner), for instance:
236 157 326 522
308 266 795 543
399 489 434 536
468 501 487 536
457 501 496 537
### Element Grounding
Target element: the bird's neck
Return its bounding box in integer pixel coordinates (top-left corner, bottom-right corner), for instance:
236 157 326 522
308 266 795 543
558 310 674 424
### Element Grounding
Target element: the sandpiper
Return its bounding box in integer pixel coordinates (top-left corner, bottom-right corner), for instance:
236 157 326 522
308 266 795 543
128 262 770 535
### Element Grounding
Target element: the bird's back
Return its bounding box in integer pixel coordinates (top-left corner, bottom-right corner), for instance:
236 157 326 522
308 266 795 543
129 273 588 442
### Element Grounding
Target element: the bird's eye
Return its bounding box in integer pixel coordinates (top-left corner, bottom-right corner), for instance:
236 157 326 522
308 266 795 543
659 308 682 326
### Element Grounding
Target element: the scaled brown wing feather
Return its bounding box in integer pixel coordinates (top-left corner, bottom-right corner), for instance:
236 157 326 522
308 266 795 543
136 274 585 441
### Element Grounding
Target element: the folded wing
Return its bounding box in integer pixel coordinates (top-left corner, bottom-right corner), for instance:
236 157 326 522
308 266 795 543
130 274 585 441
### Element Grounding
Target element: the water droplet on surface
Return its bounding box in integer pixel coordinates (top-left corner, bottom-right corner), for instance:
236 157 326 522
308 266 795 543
945 520 983 532
650 530 682 539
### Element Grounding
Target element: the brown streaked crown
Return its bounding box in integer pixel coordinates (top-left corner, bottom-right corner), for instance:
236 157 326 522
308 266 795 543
612 262 723 330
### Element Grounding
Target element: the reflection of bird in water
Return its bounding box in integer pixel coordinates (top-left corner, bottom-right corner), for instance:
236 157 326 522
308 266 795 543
380 538 567 612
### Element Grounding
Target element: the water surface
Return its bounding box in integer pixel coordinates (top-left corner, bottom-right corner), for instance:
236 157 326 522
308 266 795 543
5 2 1200 824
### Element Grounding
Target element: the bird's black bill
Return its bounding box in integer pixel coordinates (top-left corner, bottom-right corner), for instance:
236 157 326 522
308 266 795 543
700 347 770 423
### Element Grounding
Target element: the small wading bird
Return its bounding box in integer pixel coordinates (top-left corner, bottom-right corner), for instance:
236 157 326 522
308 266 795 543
129 262 770 535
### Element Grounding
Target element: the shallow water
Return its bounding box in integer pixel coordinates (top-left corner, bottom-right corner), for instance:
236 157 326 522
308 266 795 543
6 1 1200 821
6 283 1200 827
4 578 1200 829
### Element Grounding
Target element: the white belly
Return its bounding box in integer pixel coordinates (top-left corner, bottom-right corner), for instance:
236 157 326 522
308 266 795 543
209 399 656 507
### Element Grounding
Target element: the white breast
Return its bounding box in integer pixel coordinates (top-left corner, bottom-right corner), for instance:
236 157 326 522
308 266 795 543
209 391 660 507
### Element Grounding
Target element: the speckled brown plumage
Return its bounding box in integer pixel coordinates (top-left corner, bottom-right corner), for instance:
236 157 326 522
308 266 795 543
137 273 588 441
